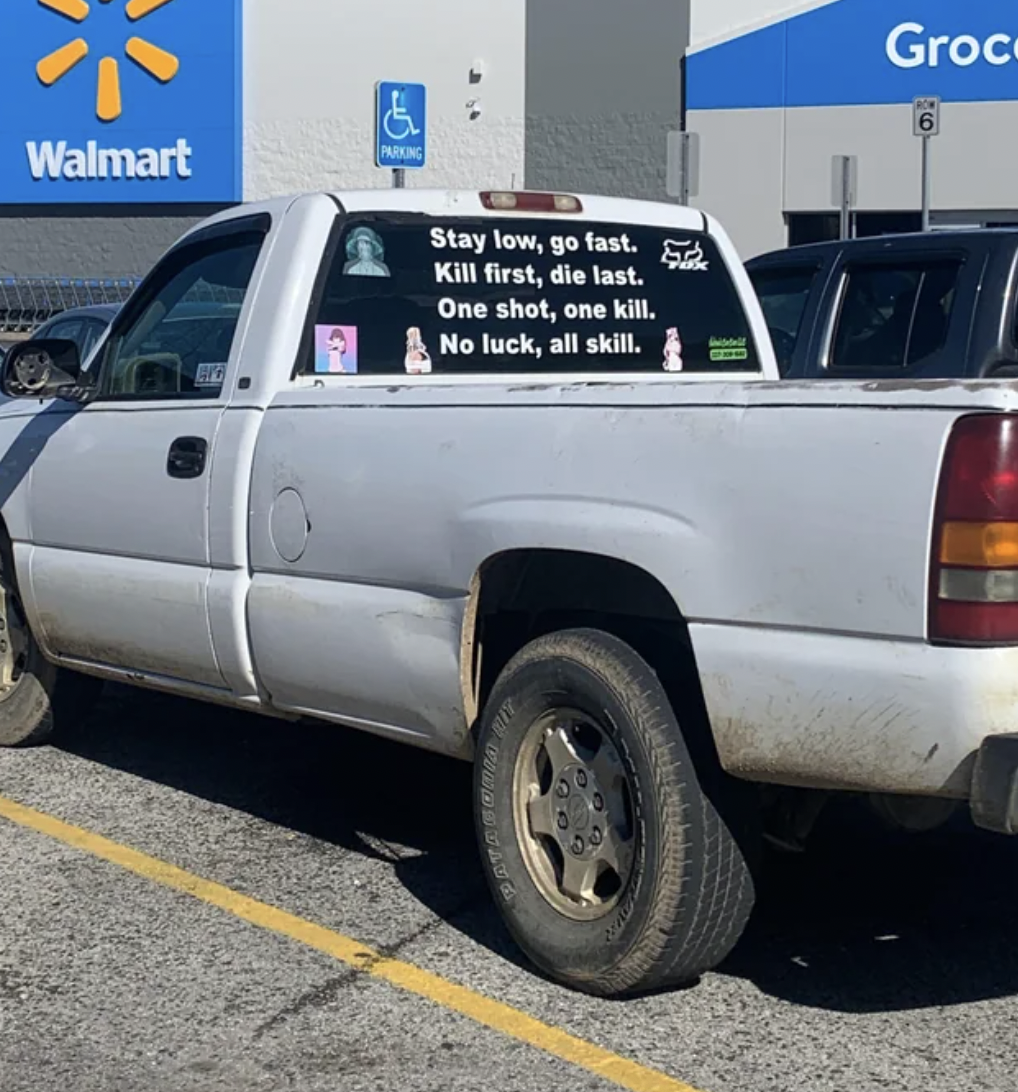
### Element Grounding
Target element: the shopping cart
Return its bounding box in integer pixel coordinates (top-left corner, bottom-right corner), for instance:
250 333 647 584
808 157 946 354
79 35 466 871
0 277 142 334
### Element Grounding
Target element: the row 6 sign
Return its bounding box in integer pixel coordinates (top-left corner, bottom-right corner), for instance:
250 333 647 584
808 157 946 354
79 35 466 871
913 96 941 137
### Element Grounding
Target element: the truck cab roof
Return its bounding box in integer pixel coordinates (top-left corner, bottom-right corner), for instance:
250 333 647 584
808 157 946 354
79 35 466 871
748 228 1018 268
184 189 722 241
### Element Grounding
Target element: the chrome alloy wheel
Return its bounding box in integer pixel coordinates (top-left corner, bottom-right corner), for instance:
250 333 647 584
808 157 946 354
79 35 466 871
512 708 636 920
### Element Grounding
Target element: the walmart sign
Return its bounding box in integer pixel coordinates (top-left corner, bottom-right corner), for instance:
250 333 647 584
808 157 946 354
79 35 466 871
688 0 1018 110
0 0 241 203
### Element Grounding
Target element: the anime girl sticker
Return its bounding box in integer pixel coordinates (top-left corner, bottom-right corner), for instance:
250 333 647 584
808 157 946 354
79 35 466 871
342 227 391 277
662 327 684 372
404 327 432 374
314 325 359 373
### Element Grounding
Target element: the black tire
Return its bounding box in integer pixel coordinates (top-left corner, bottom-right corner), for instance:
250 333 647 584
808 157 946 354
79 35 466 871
0 544 102 747
473 627 757 997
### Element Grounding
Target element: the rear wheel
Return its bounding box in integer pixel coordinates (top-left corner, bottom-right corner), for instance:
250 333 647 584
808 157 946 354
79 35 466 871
0 545 101 747
474 628 757 997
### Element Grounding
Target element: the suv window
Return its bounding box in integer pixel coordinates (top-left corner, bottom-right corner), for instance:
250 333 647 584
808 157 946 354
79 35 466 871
97 232 262 401
44 318 84 348
301 216 761 376
830 260 960 370
747 264 820 375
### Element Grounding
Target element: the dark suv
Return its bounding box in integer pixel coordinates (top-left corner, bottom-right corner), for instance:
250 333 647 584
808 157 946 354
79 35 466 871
746 231 1018 380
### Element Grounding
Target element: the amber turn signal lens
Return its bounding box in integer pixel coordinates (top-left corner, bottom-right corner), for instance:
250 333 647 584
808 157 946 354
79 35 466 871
939 521 1018 569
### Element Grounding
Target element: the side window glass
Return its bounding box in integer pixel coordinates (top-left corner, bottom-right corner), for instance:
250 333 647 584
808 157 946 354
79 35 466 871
98 234 263 401
908 263 958 367
747 264 819 376
80 320 106 362
45 319 83 347
830 260 960 370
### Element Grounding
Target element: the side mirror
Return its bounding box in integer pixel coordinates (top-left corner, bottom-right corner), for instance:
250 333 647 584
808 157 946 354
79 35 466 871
1 339 90 401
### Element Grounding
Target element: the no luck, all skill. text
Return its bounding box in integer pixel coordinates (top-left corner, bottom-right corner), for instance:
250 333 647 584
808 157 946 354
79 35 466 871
439 332 640 359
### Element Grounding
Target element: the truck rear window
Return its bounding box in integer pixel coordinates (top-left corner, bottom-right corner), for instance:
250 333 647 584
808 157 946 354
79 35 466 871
301 216 761 377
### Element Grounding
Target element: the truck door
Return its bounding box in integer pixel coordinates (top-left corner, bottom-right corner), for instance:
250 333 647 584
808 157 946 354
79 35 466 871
22 216 270 690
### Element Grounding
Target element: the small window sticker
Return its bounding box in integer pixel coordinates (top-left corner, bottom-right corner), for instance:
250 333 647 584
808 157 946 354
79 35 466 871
343 227 391 278
314 325 359 374
662 327 684 372
404 326 432 374
661 239 709 273
195 362 227 388
708 336 749 363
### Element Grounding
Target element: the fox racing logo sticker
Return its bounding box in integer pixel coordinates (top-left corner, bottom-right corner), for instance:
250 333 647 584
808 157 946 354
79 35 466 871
661 239 709 272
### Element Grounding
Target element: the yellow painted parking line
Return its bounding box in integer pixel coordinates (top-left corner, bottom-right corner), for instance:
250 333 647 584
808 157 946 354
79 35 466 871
0 793 703 1092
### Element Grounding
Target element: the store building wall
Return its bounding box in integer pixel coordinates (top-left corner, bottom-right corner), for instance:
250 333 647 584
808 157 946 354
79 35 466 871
687 0 1018 258
0 0 526 277
687 109 786 261
525 0 689 199
244 0 526 199
0 208 212 279
0 0 689 278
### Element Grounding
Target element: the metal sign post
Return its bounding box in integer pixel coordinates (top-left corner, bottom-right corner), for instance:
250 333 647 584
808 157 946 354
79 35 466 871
913 97 941 232
375 81 427 188
830 155 858 240
666 131 700 205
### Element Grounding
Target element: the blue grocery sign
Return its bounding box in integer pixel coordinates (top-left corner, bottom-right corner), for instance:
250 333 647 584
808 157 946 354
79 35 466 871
688 0 1018 110
375 81 427 170
0 0 242 204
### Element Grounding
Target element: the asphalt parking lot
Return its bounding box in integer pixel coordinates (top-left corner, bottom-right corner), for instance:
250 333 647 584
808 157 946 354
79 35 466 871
1 684 1017 1092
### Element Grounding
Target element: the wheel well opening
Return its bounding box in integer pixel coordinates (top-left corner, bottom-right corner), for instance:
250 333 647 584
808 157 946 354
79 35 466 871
467 550 718 766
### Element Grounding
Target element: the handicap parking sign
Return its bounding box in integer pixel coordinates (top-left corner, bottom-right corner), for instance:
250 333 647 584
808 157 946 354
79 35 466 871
375 81 427 170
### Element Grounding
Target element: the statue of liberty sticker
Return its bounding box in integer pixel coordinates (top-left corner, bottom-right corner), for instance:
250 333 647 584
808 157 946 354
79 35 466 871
343 227 391 278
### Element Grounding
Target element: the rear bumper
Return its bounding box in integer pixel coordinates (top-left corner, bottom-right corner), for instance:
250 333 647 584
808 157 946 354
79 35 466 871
972 734 1018 834
692 623 1018 798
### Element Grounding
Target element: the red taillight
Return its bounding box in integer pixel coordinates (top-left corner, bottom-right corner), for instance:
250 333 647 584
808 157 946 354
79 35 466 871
479 191 583 213
931 414 1018 644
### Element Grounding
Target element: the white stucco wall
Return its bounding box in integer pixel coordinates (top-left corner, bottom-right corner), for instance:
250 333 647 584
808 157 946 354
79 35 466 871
243 0 527 199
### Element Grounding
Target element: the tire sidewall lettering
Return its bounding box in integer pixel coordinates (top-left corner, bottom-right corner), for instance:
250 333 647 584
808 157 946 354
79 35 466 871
480 725 517 899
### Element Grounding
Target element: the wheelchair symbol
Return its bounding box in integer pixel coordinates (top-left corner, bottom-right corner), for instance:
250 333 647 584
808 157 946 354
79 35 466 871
383 88 421 141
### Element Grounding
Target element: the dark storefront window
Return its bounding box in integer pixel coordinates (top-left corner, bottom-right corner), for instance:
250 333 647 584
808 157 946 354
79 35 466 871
787 212 925 249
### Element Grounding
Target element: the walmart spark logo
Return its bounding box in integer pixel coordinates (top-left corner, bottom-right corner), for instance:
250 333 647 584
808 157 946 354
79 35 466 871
36 0 180 122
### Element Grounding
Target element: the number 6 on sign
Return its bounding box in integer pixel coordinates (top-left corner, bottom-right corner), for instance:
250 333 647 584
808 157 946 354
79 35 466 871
913 96 941 138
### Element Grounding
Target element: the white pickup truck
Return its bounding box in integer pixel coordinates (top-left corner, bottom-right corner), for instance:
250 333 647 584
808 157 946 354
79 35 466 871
2 189 1018 998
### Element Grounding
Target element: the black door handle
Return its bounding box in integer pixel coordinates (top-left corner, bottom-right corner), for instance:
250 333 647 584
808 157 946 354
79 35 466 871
167 436 208 479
